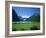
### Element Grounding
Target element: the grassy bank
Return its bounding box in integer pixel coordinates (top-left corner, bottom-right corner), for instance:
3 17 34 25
12 22 40 31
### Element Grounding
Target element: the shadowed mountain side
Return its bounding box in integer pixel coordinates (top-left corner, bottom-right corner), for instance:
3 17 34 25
12 8 24 22
26 13 40 22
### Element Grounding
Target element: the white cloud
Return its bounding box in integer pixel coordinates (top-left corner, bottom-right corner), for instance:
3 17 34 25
21 16 30 18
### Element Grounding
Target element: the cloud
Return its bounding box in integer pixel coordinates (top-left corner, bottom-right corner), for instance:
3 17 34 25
21 16 30 18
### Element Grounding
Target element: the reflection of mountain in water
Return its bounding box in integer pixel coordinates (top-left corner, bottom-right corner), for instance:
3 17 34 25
12 8 40 22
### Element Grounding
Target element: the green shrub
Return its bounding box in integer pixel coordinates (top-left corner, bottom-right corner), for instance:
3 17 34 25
12 29 17 31
21 29 25 31
30 25 39 30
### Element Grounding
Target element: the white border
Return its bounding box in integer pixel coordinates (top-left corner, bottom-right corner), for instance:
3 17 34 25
9 4 43 34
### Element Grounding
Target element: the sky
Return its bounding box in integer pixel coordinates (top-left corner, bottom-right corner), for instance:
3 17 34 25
12 7 40 18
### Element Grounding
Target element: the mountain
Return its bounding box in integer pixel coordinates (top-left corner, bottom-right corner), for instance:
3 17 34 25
26 13 40 22
12 8 25 22
18 16 24 21
12 8 21 22
12 8 40 22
